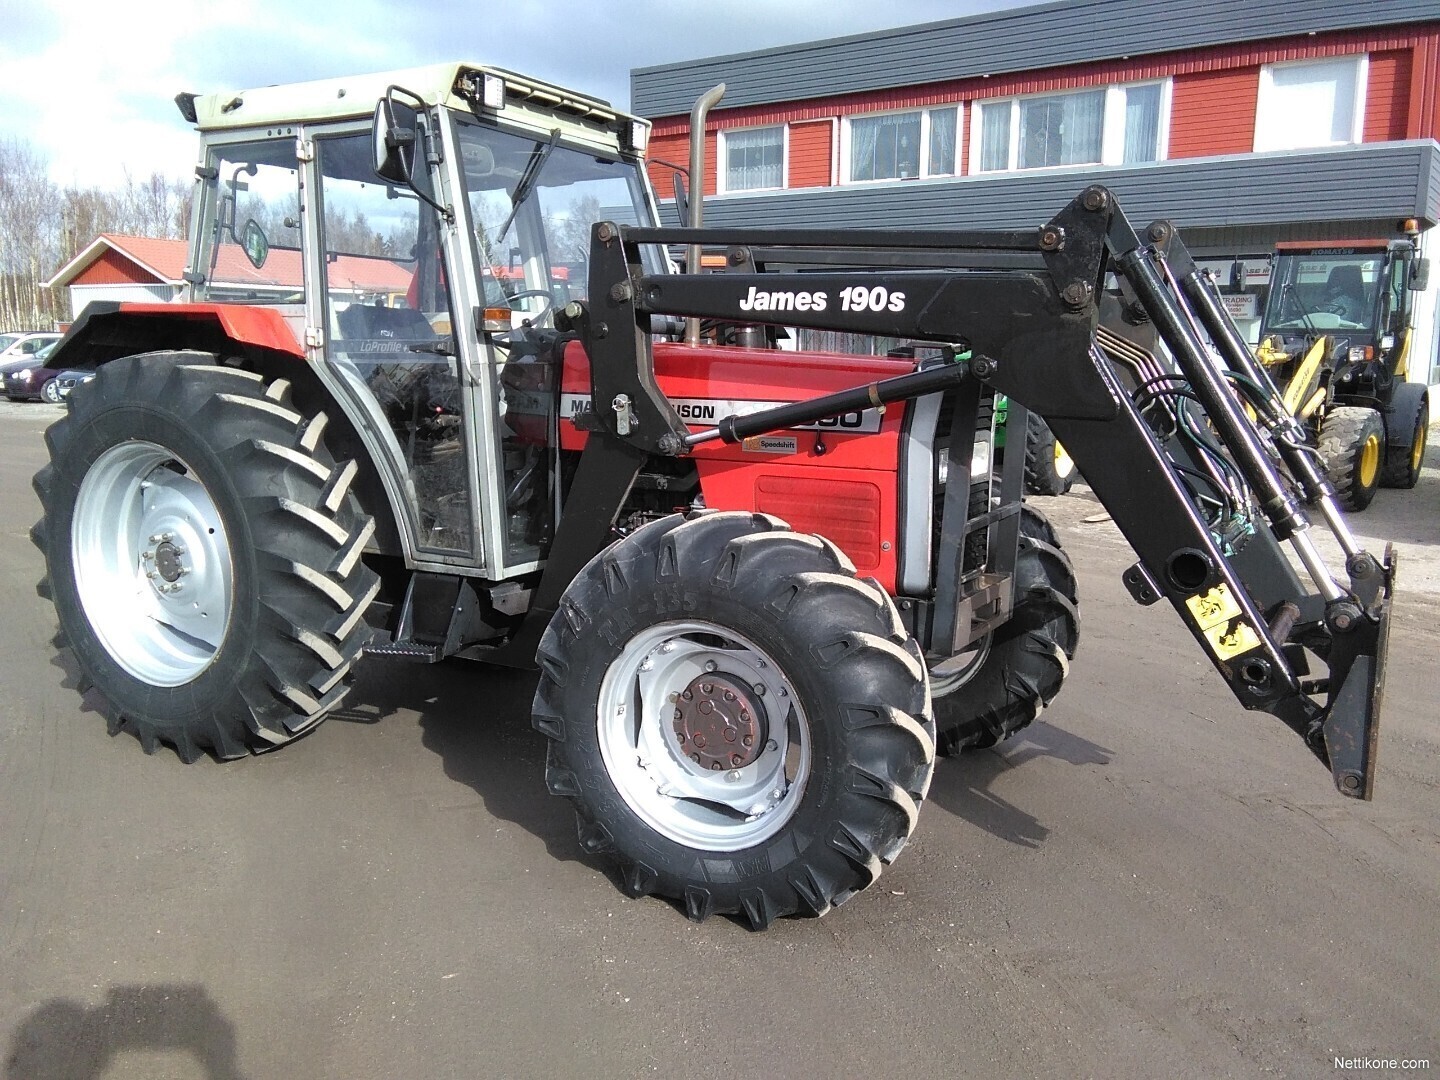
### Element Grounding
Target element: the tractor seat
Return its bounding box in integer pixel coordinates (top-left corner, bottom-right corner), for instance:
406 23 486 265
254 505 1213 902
337 303 436 341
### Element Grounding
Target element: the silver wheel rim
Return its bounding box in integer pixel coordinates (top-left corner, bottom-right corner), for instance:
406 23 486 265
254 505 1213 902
928 633 993 697
71 441 233 686
42 381 60 403
597 620 810 851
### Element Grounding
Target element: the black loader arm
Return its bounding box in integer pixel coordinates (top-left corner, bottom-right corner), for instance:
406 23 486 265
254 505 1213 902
563 186 1392 800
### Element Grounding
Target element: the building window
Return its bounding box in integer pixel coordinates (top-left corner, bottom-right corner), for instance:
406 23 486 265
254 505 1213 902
1254 56 1366 152
843 106 960 182
720 126 784 192
974 82 1168 173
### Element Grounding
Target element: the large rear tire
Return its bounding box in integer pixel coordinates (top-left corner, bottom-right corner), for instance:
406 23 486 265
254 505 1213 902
1380 383 1428 489
534 511 934 928
1318 406 1384 510
931 502 1079 756
31 352 379 760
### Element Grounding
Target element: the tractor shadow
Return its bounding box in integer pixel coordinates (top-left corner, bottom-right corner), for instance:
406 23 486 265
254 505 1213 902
925 722 1114 849
5 984 245 1080
332 659 600 872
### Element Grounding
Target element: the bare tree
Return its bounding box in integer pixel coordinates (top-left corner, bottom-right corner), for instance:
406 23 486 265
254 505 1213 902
0 137 197 331
0 138 62 330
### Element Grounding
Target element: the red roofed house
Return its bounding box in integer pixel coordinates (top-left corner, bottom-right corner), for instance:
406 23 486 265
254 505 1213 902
43 234 413 319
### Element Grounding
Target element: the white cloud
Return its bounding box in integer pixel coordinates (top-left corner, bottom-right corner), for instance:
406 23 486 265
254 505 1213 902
0 0 1032 188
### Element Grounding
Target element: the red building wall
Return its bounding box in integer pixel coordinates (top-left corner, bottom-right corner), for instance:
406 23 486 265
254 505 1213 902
787 121 832 187
1170 69 1261 158
72 247 162 287
647 24 1440 189
1367 50 1414 142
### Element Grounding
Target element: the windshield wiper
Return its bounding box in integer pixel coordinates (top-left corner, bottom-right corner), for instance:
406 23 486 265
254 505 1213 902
1281 282 1318 335
495 129 560 244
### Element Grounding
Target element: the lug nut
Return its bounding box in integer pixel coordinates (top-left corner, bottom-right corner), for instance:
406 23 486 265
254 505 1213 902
742 735 753 748
726 770 742 782
141 551 154 561
730 754 743 767
704 660 718 673
700 683 713 695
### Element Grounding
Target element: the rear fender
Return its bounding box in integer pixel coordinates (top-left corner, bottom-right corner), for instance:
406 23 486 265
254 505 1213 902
44 301 303 371
47 302 402 557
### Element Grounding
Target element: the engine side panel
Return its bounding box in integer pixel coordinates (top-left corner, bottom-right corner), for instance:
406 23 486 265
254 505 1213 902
560 341 911 588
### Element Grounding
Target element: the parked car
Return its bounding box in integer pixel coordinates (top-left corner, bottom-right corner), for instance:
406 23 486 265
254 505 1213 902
2 342 65 402
0 332 62 363
55 369 96 399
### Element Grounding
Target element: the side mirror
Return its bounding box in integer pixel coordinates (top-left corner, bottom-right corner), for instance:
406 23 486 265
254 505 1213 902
240 219 269 269
1410 257 1430 292
373 98 418 185
670 170 690 228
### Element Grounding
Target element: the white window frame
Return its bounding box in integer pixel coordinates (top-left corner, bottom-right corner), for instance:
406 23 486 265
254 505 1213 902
968 79 1171 174
716 124 787 194
1253 55 1368 153
839 104 963 185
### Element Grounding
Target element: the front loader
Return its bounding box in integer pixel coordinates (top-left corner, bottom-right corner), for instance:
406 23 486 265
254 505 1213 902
31 63 1393 928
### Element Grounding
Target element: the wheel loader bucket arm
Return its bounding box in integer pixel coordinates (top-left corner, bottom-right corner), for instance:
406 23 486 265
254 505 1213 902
565 186 1392 800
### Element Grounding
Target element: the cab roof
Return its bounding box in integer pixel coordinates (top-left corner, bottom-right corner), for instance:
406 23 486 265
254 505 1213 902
189 61 647 140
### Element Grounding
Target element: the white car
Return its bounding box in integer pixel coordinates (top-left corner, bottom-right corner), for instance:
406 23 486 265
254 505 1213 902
0 332 62 363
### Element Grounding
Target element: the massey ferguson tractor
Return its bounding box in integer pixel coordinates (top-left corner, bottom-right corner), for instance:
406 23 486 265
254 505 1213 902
32 63 1395 928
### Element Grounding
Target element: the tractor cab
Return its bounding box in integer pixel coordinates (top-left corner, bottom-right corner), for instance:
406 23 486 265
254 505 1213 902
182 63 661 576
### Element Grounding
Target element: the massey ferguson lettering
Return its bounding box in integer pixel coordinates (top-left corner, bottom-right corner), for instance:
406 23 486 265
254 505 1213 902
737 284 907 314
561 393 883 434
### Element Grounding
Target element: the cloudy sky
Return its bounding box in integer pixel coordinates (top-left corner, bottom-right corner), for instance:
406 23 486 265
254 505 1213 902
3 0 1037 188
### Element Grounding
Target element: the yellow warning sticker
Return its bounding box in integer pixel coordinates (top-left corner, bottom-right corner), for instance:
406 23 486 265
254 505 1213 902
1204 618 1262 660
1185 584 1243 630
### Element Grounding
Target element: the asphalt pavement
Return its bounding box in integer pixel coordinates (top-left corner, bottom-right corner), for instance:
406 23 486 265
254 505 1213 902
0 399 1436 1079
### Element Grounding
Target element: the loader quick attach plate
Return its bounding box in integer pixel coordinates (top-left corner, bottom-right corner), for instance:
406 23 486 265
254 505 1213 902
1321 544 1396 801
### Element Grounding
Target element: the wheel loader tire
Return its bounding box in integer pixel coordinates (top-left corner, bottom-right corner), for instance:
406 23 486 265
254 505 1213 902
31 352 379 761
1023 413 1077 496
533 511 935 929
1317 406 1384 511
932 502 1079 756
1380 383 1428 489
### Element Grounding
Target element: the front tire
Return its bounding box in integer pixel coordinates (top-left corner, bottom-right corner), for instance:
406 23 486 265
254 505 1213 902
534 511 934 928
931 502 1079 756
1318 406 1384 510
40 379 62 404
32 353 379 760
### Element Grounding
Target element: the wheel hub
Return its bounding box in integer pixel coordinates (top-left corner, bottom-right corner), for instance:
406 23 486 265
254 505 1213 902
673 674 766 771
153 540 186 583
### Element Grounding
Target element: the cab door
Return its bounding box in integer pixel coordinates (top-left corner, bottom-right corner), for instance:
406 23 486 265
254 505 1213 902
310 129 481 562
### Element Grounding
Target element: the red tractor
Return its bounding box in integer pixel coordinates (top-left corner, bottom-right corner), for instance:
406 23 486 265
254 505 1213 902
32 64 1393 927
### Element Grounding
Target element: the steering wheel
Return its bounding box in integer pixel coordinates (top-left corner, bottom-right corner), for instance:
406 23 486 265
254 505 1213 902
506 288 555 325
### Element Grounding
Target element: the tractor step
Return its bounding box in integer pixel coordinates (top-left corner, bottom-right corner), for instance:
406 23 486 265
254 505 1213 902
364 638 443 662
